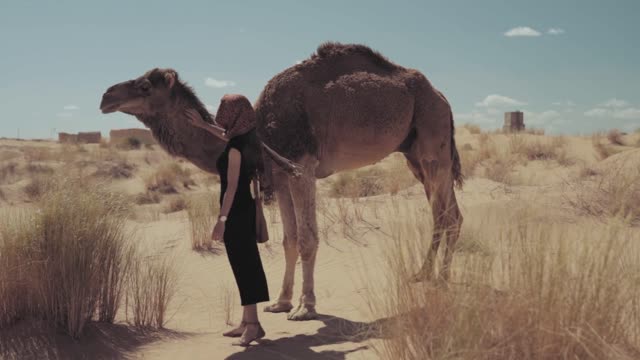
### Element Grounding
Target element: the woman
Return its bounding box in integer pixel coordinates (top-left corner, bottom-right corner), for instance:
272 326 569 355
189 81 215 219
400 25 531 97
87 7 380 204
186 94 269 347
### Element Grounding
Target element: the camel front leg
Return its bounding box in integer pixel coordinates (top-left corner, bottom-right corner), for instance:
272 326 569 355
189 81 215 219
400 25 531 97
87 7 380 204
264 173 297 313
287 169 319 321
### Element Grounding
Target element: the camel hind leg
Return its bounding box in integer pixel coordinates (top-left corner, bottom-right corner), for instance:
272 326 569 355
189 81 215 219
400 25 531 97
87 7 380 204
404 94 463 282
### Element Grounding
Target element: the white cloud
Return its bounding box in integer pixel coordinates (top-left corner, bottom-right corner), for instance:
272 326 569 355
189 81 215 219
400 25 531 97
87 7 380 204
455 111 497 125
63 104 79 110
504 26 541 37
552 100 575 107
547 28 565 35
600 98 629 108
614 107 640 120
205 104 217 113
204 77 236 88
584 108 609 117
524 110 563 125
56 112 73 118
475 94 527 108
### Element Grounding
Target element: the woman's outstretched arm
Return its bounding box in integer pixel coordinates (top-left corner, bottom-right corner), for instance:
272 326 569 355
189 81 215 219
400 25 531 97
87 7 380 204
185 108 228 141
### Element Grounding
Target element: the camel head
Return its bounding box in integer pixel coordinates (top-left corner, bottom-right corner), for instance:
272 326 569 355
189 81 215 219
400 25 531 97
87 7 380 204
100 68 190 118
100 68 224 174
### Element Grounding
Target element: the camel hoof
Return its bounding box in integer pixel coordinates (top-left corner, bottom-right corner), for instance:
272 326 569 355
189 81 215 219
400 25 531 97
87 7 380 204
263 302 294 313
287 305 318 321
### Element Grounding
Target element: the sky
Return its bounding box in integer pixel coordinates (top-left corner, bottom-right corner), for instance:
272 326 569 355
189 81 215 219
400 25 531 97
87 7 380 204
1 0 639 139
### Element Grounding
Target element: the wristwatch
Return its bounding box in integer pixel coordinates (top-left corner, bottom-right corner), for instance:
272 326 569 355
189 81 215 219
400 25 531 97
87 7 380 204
219 215 228 222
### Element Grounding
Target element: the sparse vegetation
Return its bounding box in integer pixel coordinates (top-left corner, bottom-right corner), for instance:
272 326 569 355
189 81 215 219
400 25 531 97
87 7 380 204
134 191 162 205
607 129 625 146
186 193 220 250
145 162 196 194
117 137 142 150
164 196 188 213
366 202 640 360
94 160 136 179
127 255 176 329
462 123 482 134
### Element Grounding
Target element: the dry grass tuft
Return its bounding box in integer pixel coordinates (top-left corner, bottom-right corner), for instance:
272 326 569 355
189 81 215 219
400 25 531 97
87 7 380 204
330 161 417 198
145 163 195 194
186 193 220 250
462 124 482 134
607 129 626 146
126 255 177 329
567 165 640 225
23 175 53 200
592 133 623 160
0 177 135 337
164 196 188 213
0 162 19 184
134 191 162 205
366 202 640 360
94 160 136 179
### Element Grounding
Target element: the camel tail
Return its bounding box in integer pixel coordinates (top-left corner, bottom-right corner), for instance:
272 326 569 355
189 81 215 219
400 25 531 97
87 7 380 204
450 111 464 189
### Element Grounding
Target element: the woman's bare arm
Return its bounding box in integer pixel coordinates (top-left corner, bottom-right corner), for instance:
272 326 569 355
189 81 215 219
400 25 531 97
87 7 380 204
219 149 242 218
185 109 228 142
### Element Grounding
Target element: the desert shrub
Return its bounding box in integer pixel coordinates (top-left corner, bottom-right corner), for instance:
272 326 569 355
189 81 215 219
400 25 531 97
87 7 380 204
366 203 640 360
134 191 161 205
0 162 19 184
462 124 482 134
117 137 142 150
524 127 545 135
127 256 176 329
164 196 187 213
94 160 136 179
0 149 21 161
23 175 53 200
483 156 516 184
23 146 56 162
592 134 622 160
145 163 195 194
0 178 134 337
607 129 625 146
567 166 640 225
186 193 220 250
24 163 54 174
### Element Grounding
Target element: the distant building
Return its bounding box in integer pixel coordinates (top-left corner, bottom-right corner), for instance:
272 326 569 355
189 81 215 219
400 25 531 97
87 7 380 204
58 131 102 144
503 111 525 133
109 128 156 145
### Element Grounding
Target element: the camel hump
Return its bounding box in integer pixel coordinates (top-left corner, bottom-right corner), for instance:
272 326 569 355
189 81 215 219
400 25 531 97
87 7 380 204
314 42 399 71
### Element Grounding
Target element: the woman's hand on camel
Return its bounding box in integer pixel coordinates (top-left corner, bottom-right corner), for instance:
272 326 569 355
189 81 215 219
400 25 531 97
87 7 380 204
185 109 208 129
212 220 225 242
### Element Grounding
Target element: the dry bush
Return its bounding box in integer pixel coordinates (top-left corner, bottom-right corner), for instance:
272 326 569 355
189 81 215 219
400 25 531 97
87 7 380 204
592 133 622 160
145 163 195 194
186 193 220 250
134 191 161 205
0 162 19 184
524 127 545 135
330 164 417 198
462 124 482 134
483 156 516 184
116 137 142 150
23 175 53 200
164 196 187 213
0 177 134 338
508 135 567 162
607 129 625 146
220 282 237 326
0 149 21 162
94 160 136 179
126 255 176 329
22 146 56 162
366 203 640 360
24 162 54 174
567 166 640 225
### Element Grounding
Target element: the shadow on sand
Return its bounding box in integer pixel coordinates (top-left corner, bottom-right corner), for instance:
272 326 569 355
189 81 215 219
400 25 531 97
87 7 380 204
225 314 392 360
0 320 193 360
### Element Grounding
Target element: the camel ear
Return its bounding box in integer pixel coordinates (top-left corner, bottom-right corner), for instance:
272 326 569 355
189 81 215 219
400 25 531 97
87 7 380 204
163 71 176 89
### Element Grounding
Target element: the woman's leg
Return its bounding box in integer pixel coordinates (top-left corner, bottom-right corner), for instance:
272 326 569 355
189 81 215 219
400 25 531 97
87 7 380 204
234 304 265 346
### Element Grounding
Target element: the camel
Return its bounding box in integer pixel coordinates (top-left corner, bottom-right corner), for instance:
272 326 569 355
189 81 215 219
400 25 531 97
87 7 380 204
99 42 464 321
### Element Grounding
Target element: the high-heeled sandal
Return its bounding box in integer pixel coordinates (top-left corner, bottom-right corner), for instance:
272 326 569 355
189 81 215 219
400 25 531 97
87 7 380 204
223 321 246 338
232 321 265 347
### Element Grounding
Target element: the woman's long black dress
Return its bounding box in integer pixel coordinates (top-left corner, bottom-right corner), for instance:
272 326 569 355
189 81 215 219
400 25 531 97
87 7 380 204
216 133 270 306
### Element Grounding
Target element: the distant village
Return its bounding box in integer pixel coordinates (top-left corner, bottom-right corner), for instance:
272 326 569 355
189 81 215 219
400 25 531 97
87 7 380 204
57 128 156 145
